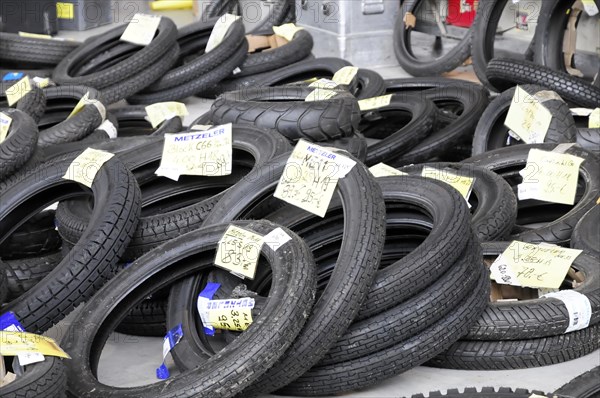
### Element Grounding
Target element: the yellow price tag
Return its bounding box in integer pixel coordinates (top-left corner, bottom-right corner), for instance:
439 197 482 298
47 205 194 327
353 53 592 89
0 331 70 359
120 13 162 46
332 66 359 86
6 76 32 106
358 94 393 111
305 88 338 102
145 102 188 128
589 108 600 128
274 140 356 217
518 149 584 205
18 32 52 39
206 13 241 52
205 298 254 332
155 124 232 180
505 86 553 143
369 163 407 178
0 113 12 143
214 225 264 279
490 241 582 289
63 148 115 188
422 166 475 201
272 23 304 41
56 2 74 19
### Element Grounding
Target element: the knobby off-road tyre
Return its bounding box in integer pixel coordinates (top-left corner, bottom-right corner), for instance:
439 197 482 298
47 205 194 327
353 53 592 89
0 109 39 181
393 0 472 77
466 241 600 340
399 163 518 241
410 387 551 398
0 82 46 123
63 220 316 398
486 58 600 108
471 85 578 156
463 143 600 245
0 151 141 332
430 324 599 370
201 153 386 395
209 86 360 142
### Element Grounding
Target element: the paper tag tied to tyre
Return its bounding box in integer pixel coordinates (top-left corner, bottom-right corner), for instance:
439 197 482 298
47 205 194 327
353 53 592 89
0 312 45 366
272 23 304 42
490 240 583 289
5 76 32 106
69 91 106 121
518 148 584 205
0 112 12 143
358 95 392 111
421 166 475 205
505 86 556 144
145 101 188 128
332 66 359 86
274 139 357 217
63 148 115 189
369 163 407 178
155 123 233 181
205 13 241 53
215 225 264 279
120 13 162 46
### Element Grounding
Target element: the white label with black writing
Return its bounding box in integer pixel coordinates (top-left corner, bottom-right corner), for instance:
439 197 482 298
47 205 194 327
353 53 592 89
542 290 592 333
120 14 162 46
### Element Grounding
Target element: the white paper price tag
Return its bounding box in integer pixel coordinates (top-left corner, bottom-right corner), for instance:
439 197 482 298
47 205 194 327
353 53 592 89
421 166 475 203
6 77 32 106
69 91 106 121
369 163 406 178
215 225 264 279
309 79 338 89
274 140 356 217
505 86 553 143
97 120 118 139
305 89 338 102
332 66 359 86
359 95 392 111
155 124 232 180
589 108 600 128
272 23 303 41
0 113 12 143
542 290 592 333
263 227 292 251
145 102 188 128
206 14 240 53
63 148 115 188
203 297 254 331
120 13 162 46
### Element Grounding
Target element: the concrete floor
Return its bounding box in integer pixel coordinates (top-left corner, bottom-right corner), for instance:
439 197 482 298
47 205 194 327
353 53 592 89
40 2 600 397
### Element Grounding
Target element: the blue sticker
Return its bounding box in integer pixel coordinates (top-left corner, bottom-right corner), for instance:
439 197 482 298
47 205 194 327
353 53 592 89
2 72 24 81
198 282 221 336
0 312 25 331
156 323 183 380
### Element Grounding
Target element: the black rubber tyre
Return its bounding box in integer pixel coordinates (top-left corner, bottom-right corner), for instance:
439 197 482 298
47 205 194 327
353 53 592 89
0 109 39 181
37 85 105 148
145 18 246 92
393 0 472 77
3 252 62 301
385 77 483 93
52 17 177 88
411 387 550 398
110 105 183 137
394 85 490 166
0 151 141 333
201 153 386 395
399 163 518 241
430 324 599 370
209 86 360 142
0 260 7 304
55 126 291 261
463 143 600 245
266 175 472 320
571 205 600 257
322 133 367 162
237 29 313 77
0 209 61 260
576 128 600 157
0 32 81 66
205 57 351 97
363 93 437 165
0 356 67 398
278 266 490 396
534 0 600 82
63 220 316 398
0 81 46 123
114 297 167 337
554 366 600 398
471 85 578 156
466 241 600 340
125 41 241 104
486 58 600 108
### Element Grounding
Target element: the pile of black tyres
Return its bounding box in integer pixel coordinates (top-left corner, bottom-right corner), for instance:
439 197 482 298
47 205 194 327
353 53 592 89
1 7 600 398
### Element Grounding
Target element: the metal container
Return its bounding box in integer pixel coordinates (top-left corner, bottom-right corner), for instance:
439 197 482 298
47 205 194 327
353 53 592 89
295 0 400 67
57 0 112 31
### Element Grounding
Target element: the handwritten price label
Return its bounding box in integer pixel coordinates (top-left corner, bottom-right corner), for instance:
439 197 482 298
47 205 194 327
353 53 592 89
274 140 356 217
6 76 32 106
214 225 264 279
0 332 70 359
120 13 162 46
421 167 474 202
204 297 254 332
504 86 553 143
490 241 583 289
518 149 584 205
155 124 232 181
145 102 188 128
62 148 115 188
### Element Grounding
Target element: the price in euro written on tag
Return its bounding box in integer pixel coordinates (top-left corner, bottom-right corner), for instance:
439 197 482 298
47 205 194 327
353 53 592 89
204 298 255 332
504 86 553 143
215 225 264 279
155 124 232 181
274 140 356 217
